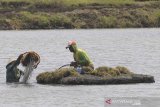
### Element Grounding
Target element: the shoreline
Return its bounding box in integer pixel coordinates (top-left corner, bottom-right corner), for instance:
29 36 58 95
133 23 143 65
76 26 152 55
0 0 160 30
0 27 159 31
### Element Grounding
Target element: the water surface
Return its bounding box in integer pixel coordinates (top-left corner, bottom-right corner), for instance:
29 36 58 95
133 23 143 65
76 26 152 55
0 29 160 107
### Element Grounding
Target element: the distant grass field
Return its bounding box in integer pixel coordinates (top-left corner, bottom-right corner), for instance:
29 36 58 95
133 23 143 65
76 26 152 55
0 0 159 9
0 0 160 29
0 0 135 5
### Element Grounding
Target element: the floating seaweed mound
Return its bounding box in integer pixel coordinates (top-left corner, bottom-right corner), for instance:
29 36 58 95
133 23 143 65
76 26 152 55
36 66 155 85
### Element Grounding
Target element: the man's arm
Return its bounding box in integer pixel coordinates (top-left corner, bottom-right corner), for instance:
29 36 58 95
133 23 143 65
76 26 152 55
13 54 23 67
6 54 23 70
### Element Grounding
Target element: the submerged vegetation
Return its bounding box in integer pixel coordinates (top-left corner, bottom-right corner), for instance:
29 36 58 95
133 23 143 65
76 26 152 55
0 0 160 29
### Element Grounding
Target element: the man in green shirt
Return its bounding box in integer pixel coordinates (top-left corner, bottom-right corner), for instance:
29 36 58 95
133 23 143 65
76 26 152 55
66 40 94 73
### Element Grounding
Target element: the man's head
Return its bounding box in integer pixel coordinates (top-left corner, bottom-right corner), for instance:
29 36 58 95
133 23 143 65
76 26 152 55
66 40 77 53
21 51 40 68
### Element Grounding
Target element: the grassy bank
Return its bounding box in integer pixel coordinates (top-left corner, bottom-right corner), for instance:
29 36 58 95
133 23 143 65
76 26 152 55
0 0 160 29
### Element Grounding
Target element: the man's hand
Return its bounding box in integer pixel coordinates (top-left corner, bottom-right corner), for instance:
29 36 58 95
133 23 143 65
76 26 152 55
33 64 38 69
70 61 77 67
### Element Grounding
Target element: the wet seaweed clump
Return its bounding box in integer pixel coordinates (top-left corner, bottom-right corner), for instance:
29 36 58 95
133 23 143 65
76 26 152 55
36 66 134 84
36 66 155 85
36 67 79 84
87 66 133 77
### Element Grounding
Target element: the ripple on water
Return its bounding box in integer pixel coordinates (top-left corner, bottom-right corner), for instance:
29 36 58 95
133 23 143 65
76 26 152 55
0 29 160 107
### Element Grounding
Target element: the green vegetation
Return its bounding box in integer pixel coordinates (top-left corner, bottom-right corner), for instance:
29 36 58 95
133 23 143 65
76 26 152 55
36 67 80 84
0 0 160 29
91 66 133 77
36 66 133 84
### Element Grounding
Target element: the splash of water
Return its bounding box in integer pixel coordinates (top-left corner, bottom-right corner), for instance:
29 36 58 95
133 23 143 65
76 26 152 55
22 61 34 83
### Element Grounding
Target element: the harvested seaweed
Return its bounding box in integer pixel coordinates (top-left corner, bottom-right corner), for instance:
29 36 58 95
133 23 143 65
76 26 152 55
36 66 154 85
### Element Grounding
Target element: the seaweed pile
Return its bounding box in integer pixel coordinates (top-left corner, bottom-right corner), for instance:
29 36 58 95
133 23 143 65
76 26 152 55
36 66 155 85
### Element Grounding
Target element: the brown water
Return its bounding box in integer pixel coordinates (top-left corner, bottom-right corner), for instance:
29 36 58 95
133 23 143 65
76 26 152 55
0 29 160 107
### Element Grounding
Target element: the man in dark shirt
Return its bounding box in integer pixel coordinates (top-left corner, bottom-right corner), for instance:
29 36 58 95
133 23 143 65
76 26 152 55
6 54 24 83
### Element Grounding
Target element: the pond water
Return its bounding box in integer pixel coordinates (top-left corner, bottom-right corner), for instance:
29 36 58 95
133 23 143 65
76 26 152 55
0 29 160 107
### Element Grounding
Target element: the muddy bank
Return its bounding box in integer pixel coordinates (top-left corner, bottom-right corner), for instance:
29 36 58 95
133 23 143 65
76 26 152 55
36 66 155 85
